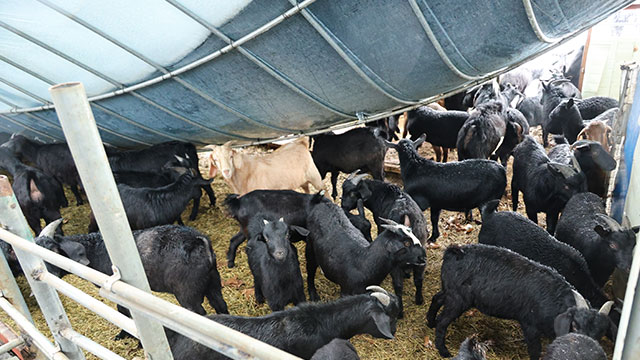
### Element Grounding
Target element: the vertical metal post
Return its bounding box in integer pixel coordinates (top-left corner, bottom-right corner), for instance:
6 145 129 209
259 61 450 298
0 203 32 324
0 176 85 360
48 82 173 360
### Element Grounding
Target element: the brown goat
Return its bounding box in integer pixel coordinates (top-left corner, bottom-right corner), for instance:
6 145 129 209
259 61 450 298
206 137 324 195
577 120 612 152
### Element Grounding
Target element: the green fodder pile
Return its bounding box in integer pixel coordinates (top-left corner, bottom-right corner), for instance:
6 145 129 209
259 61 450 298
0 132 615 359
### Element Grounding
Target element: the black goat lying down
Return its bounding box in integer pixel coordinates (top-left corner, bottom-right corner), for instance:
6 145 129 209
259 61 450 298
108 140 216 220
387 135 506 243
224 190 318 268
427 244 614 360
479 200 609 308
168 287 399 360
0 147 67 235
3 134 84 205
88 165 211 232
36 220 228 339
246 217 307 311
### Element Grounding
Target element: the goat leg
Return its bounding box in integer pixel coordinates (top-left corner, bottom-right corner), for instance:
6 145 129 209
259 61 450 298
226 232 245 268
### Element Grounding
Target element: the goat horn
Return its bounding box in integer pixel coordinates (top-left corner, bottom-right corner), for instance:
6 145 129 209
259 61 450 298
352 173 368 185
599 301 614 315
370 292 391 307
39 218 63 238
572 290 589 309
366 285 389 295
346 170 361 180
378 217 397 225
595 214 622 232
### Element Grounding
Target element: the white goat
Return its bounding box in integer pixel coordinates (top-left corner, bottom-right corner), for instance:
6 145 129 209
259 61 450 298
205 137 324 195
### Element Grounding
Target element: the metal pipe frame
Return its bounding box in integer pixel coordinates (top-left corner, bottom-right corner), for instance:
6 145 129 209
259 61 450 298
0 247 32 323
49 82 172 360
0 224 301 360
0 177 84 360
522 0 563 43
289 0 417 105
0 113 59 142
0 297 69 360
0 338 24 354
36 271 138 338
0 0 321 139
0 77 50 104
165 0 356 120
0 20 240 142
35 0 289 137
407 0 482 80
59 329 126 360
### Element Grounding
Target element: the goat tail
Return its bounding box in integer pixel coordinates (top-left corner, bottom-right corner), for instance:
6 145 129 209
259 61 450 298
479 200 500 221
205 265 229 314
223 194 241 218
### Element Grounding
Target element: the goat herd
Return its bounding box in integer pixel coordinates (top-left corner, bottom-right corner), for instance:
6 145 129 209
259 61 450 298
0 66 637 360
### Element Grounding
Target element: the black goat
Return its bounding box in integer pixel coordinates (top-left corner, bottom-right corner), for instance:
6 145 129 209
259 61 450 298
310 339 360 360
305 195 426 318
311 127 388 199
224 190 317 267
517 96 544 128
341 173 429 311
168 287 399 360
452 335 489 360
555 192 639 287
511 135 586 234
404 106 468 162
548 98 618 144
444 91 468 112
246 217 307 311
108 140 216 220
542 333 606 360
427 244 615 360
388 135 506 242
540 79 581 146
3 134 83 205
491 108 530 166
0 147 67 234
36 221 228 339
479 200 608 308
366 116 400 141
549 137 616 198
576 96 619 120
344 198 372 242
88 167 211 232
456 101 507 160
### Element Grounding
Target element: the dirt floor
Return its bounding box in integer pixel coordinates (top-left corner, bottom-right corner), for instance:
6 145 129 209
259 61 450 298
0 128 616 359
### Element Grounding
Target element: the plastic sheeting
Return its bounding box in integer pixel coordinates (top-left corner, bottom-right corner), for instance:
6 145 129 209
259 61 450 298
0 0 634 147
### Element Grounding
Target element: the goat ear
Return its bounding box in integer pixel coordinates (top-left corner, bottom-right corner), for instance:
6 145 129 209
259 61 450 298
59 241 89 266
290 225 310 237
370 311 394 339
631 226 640 234
357 182 372 200
412 134 426 149
403 215 411 227
29 179 44 202
208 155 218 178
566 98 574 108
554 308 575 337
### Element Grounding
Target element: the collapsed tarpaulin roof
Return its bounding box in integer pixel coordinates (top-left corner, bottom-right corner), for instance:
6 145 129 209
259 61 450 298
0 0 634 147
